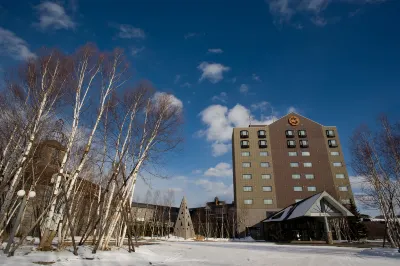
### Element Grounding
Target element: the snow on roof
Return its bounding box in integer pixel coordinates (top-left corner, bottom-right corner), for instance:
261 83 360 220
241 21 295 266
263 191 354 223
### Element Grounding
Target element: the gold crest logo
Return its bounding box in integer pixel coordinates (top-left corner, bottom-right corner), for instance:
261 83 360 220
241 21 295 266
288 116 300 126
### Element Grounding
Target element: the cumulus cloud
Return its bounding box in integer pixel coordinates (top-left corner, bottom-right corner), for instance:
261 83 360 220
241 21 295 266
34 1 75 30
212 92 228 103
112 23 146 39
153 92 183 111
208 48 223 54
266 0 387 27
198 62 230 83
204 162 232 177
239 84 249 94
198 104 277 156
0 27 36 60
195 179 233 197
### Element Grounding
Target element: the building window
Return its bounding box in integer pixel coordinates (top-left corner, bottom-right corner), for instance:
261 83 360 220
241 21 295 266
241 140 249 148
288 151 298 156
328 139 338 148
242 162 251 168
301 151 310 156
333 162 342 167
341 199 351 204
303 162 312 167
258 130 266 138
292 174 301 179
305 174 315 179
295 199 303 203
298 130 307 138
331 151 340 156
260 162 270 168
339 186 348 192
290 162 299 167
326 130 335 138
264 199 273 205
262 186 272 192
259 140 267 148
285 130 295 138
307 186 316 192
241 151 250 157
287 140 296 148
260 151 268 156
240 130 249 138
244 199 253 205
243 186 253 192
294 186 303 192
242 174 252 180
262 174 271 180
336 174 345 179
300 140 309 148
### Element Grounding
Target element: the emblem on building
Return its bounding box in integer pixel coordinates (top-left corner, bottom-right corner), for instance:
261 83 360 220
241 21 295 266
288 116 300 126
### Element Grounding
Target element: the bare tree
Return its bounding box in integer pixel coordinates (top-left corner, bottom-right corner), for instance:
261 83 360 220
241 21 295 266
351 115 400 250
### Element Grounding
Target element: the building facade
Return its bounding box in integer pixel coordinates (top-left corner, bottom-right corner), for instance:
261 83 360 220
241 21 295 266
232 112 354 238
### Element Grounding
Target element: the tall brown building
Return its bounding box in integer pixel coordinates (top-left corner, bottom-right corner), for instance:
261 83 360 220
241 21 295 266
232 112 354 238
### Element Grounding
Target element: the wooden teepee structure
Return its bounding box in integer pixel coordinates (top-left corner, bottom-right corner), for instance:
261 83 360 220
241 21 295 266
173 196 195 239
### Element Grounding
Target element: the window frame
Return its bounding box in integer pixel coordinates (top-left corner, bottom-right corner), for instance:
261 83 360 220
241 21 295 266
261 174 271 180
328 139 338 148
258 130 266 138
293 186 303 192
301 151 311 156
285 130 295 138
333 162 342 167
305 174 315 179
240 130 249 138
242 174 252 180
300 139 309 148
290 162 299 168
303 162 313 167
330 151 340 156
338 186 348 192
243 186 253 192
326 130 335 138
307 186 317 192
262 186 272 192
244 199 253 205
335 173 345 179
287 140 296 148
298 130 307 138
260 151 269 157
241 151 250 157
258 140 267 148
263 199 273 205
288 151 298 157
242 162 251 168
240 140 250 148
292 174 301 179
260 162 270 168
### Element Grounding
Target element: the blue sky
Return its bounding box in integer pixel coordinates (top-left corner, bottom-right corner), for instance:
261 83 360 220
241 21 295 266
1 0 399 215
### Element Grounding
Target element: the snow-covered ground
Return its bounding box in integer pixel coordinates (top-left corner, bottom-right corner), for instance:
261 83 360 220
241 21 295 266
0 240 399 265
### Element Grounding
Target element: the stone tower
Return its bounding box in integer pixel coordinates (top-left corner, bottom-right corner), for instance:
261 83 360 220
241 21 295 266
174 197 195 239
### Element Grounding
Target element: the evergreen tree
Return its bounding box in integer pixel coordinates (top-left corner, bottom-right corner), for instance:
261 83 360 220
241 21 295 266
347 199 368 241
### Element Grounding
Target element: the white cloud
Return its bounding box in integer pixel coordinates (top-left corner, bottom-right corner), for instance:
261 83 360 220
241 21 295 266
184 32 204 39
34 1 75 30
198 104 277 156
0 27 36 60
287 106 298 113
195 179 233 197
252 73 261 81
113 23 145 39
204 162 232 177
208 48 223 54
131 46 145 56
153 92 183 110
266 0 386 27
211 142 231 157
181 82 192 88
192 169 202 174
174 74 181 84
239 84 249 94
212 92 228 103
198 62 230 84
251 101 270 112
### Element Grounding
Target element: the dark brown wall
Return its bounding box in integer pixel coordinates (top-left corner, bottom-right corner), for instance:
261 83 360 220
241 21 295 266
269 114 338 208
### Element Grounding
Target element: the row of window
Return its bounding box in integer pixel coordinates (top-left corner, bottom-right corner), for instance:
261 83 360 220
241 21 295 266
243 197 350 205
240 140 267 148
241 151 340 157
239 129 336 140
242 162 271 168
289 162 343 168
241 173 346 180
243 186 272 192
241 139 338 149
240 130 266 138
244 199 273 205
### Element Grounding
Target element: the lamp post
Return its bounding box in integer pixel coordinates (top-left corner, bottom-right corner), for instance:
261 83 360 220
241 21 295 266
4 190 36 254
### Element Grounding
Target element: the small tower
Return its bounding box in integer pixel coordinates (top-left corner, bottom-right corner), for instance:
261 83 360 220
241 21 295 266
174 197 195 239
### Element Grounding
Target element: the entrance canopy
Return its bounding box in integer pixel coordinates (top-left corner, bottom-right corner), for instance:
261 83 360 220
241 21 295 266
263 191 353 223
